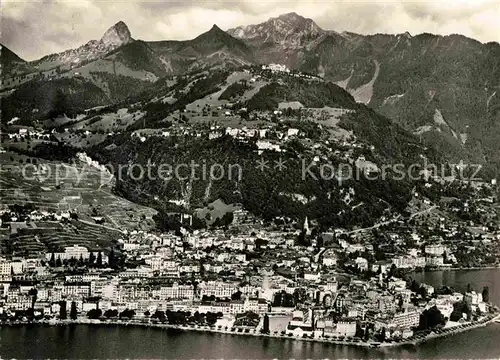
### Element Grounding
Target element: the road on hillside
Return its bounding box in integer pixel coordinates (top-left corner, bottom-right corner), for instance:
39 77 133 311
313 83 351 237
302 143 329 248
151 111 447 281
345 205 437 235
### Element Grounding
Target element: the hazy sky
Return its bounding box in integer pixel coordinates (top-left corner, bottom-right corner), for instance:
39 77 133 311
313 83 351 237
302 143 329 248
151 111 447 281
2 0 499 61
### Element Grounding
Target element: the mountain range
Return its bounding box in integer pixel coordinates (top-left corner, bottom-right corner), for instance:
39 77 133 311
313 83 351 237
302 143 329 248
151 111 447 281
2 12 500 175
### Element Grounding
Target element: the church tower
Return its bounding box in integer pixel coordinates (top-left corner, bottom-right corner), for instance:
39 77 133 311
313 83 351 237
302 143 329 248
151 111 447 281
303 216 311 236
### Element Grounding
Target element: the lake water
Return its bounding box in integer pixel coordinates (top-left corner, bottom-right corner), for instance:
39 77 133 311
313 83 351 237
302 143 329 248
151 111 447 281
1 269 500 359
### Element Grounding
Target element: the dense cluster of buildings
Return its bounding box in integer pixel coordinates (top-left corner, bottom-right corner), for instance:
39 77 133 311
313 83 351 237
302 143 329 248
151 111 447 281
1 205 496 340
1 62 498 340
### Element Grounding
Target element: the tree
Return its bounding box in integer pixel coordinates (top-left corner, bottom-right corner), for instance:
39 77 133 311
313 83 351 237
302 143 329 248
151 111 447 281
59 301 67 320
96 252 103 267
397 296 404 308
355 323 365 338
70 301 78 320
482 286 490 303
152 310 166 322
219 212 234 227
119 309 135 319
68 256 77 267
262 314 270 334
193 311 202 323
420 306 446 329
199 259 205 278
316 235 324 248
49 253 56 267
109 249 118 268
450 300 471 321
28 288 38 309
255 238 268 250
88 252 96 266
206 312 217 326
104 309 118 318
49 89 71 119
364 324 373 341
87 308 102 319
55 257 62 267
419 285 428 299
389 264 397 277
296 230 310 246
467 283 473 293
377 328 386 341
108 249 115 265
231 291 242 301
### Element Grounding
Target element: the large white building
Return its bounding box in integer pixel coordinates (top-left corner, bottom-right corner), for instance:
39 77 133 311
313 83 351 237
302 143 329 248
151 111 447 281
199 281 238 299
425 244 447 256
262 64 290 73
426 256 444 267
45 245 91 261
159 283 195 300
393 255 426 269
322 251 338 267
335 320 357 337
0 258 23 277
392 310 420 329
375 309 421 330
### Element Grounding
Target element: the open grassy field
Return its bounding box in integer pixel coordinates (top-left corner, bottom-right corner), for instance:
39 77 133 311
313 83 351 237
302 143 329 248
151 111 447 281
299 107 354 140
194 199 242 225
59 58 158 83
185 71 252 112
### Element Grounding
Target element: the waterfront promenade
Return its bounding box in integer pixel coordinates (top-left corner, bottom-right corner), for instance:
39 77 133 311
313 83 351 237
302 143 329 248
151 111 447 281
3 311 499 349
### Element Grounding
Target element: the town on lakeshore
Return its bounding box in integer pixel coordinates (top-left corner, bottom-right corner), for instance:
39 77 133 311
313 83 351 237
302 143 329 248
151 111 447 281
1 4 500 354
1 180 499 347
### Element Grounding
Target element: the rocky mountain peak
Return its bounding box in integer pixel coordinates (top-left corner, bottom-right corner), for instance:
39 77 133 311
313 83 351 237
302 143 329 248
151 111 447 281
276 12 311 25
273 12 324 35
195 24 234 43
1 44 26 64
205 24 227 38
277 12 301 20
227 12 324 47
100 21 132 48
188 23 253 59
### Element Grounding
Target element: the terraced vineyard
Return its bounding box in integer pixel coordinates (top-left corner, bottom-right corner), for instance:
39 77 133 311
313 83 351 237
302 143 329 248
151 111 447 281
7 220 121 256
0 150 157 256
0 151 157 229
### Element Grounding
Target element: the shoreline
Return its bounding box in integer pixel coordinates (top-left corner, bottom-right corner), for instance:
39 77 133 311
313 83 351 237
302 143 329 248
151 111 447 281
3 312 499 349
419 265 500 272
380 312 500 347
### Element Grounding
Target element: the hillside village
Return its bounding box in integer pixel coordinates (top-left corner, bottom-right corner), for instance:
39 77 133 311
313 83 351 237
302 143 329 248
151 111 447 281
0 198 499 342
0 143 499 342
